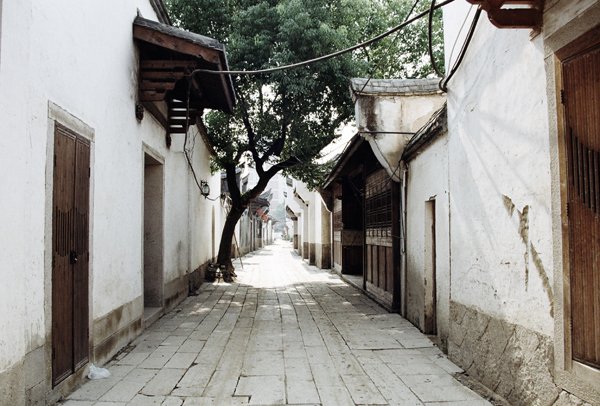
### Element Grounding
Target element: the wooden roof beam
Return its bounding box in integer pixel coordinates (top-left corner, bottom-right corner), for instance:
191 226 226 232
467 0 544 29
133 25 221 64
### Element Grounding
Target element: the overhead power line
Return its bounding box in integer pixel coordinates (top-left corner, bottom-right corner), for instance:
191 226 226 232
192 0 456 77
439 7 481 92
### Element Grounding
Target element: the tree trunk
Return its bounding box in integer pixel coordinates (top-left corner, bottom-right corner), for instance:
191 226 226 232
216 205 244 282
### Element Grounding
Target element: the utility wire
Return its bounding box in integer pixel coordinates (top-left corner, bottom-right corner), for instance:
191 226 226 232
191 0 455 77
439 8 481 92
428 0 444 77
184 79 221 201
447 5 475 70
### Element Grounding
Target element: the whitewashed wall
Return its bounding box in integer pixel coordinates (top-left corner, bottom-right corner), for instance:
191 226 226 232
356 94 445 181
405 135 451 345
439 2 574 403
0 0 221 395
443 2 554 336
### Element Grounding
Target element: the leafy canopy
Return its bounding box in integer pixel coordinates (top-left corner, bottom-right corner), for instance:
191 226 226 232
167 0 444 190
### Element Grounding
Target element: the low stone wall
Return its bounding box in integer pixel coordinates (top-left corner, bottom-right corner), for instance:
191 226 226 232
448 301 588 406
0 360 25 406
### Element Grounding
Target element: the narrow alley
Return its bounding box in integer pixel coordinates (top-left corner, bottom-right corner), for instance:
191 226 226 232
63 241 491 406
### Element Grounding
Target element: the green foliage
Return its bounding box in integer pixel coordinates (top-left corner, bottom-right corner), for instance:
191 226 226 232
358 0 445 78
167 0 444 192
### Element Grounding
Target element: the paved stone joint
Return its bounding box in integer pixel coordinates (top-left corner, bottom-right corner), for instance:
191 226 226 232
64 242 491 406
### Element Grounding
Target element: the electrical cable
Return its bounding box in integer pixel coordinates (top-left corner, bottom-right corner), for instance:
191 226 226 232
191 0 455 77
427 0 444 77
447 4 475 70
439 7 481 92
184 79 221 201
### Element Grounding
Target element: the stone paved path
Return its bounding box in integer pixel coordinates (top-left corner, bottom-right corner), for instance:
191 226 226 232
63 241 491 406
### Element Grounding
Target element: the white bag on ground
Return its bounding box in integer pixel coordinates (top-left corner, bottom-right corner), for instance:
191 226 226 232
87 364 111 380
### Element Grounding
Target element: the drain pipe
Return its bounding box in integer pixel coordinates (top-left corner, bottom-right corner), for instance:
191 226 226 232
400 162 409 317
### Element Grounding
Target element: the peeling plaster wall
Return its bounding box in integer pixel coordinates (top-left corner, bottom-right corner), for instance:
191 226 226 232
444 1 554 337
442 2 558 403
405 134 451 350
0 0 220 402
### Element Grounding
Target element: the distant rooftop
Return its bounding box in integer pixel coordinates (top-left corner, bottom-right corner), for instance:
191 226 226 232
350 78 442 96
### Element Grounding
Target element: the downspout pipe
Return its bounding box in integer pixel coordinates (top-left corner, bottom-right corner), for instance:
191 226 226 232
400 161 409 317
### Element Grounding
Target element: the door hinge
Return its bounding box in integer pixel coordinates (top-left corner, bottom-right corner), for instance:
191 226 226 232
560 89 566 105
565 202 569 217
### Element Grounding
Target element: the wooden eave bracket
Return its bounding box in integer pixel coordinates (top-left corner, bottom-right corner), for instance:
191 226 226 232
467 0 544 30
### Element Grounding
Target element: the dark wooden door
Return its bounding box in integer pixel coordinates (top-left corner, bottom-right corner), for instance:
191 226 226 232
365 169 394 294
562 39 600 369
52 124 90 386
341 176 363 275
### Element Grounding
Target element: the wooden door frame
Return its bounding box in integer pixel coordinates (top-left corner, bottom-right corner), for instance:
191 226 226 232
141 145 165 312
547 21 600 402
423 198 437 335
44 102 94 394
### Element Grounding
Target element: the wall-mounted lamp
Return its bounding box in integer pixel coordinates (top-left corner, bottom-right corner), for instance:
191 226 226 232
200 180 210 198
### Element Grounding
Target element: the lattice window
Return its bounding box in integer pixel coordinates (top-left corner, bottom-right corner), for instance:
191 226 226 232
365 169 392 234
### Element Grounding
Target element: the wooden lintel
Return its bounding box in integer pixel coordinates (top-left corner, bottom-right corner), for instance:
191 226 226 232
467 0 543 29
139 90 167 102
141 71 186 80
487 8 541 28
169 117 192 126
142 101 168 129
140 80 177 92
141 60 199 70
134 25 221 64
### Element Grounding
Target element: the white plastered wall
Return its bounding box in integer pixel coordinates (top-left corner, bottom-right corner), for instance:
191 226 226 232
443 2 554 336
0 0 220 378
356 94 445 181
405 135 451 343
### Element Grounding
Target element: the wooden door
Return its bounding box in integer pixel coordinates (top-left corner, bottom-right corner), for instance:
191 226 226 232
341 176 363 275
562 37 600 369
52 124 90 386
365 169 393 293
423 200 437 335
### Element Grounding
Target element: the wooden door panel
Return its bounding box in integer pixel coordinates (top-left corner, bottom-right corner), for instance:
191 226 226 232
52 125 90 385
52 129 76 385
73 138 90 369
563 42 600 368
378 246 386 291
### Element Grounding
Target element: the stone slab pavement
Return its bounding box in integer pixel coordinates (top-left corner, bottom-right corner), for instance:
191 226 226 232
63 241 492 406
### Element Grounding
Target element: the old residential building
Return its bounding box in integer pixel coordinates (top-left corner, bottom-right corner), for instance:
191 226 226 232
0 1 234 403
322 78 445 311
435 1 600 404
315 1 600 404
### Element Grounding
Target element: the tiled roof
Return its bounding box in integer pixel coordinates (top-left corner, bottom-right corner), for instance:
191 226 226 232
350 78 442 95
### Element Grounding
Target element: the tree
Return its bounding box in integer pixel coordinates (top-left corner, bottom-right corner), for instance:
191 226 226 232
167 0 444 280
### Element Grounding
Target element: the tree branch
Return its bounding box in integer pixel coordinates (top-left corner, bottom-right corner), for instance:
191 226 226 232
266 155 301 178
225 162 242 205
239 102 264 175
235 85 264 176
260 105 290 162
